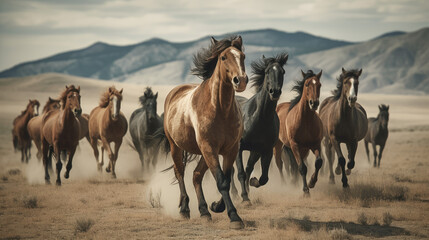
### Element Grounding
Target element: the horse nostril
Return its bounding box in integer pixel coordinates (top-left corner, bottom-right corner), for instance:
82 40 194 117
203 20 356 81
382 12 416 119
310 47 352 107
309 100 313 105
269 89 274 94
233 77 239 84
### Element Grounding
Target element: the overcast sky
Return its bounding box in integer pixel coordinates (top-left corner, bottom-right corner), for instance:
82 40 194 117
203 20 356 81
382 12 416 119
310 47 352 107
0 0 428 71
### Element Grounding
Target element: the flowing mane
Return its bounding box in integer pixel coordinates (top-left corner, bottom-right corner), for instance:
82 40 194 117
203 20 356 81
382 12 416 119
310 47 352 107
42 98 59 113
289 70 316 110
332 69 362 100
59 85 80 109
191 36 242 81
250 52 288 92
139 87 154 107
99 86 122 108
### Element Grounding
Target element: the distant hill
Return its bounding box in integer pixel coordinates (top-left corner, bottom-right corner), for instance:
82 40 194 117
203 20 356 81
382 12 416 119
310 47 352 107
298 28 429 94
0 29 352 85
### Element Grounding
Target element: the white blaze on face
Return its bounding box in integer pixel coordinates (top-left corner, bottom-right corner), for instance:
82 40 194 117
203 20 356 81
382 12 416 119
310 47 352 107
349 78 356 98
112 96 118 116
230 48 243 75
312 79 316 85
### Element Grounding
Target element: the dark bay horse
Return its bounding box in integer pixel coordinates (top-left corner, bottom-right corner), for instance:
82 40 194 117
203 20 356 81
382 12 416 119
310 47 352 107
364 104 389 167
273 70 323 195
162 36 247 229
89 87 128 178
28 97 60 160
129 87 163 170
41 86 82 185
319 68 368 188
232 53 288 202
12 99 40 163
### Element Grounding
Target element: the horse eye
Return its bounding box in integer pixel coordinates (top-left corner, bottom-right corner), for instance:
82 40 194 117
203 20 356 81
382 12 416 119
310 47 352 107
221 56 226 61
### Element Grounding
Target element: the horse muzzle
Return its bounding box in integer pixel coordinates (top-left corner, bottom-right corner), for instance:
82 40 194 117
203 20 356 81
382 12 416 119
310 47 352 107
232 75 248 92
309 99 319 110
269 89 282 101
73 108 82 117
348 96 357 107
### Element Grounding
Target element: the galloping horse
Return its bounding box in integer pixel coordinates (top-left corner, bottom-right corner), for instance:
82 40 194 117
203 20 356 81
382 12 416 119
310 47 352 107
89 87 127 178
41 86 82 185
28 97 60 160
129 87 162 170
12 99 40 163
162 36 247 229
274 70 323 195
364 104 389 167
232 53 288 202
319 68 368 187
77 113 90 142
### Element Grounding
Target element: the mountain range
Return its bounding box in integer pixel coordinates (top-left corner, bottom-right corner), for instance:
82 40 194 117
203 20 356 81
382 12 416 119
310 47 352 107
0 27 427 94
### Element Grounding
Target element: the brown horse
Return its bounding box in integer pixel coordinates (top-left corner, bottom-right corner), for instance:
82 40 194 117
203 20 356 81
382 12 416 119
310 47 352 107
162 36 247 229
274 70 323 195
319 68 368 188
42 85 82 185
77 113 90 142
12 99 40 163
27 97 61 160
88 86 127 178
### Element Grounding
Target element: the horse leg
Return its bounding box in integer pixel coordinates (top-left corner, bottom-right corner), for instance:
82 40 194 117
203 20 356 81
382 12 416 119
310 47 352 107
245 151 261 193
331 137 348 188
372 142 378 168
364 140 370 163
290 143 309 195
90 137 102 171
42 139 50 184
111 139 122 178
378 144 385 168
235 149 250 202
249 151 272 188
192 156 211 220
64 147 76 179
274 141 285 183
286 147 299 184
208 149 243 229
230 167 239 199
21 145 25 163
54 145 62 186
102 138 115 178
346 141 358 175
323 137 335 184
308 145 323 188
170 143 189 218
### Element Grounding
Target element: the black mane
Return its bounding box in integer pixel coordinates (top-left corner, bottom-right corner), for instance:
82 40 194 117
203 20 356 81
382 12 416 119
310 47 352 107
250 52 288 92
139 87 154 107
379 104 389 112
289 70 315 110
332 69 362 100
191 36 241 81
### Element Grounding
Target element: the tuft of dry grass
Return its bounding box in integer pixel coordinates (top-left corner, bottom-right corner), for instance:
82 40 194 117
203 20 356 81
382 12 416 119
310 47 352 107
2 175 8 181
148 190 162 208
22 196 38 208
8 169 21 175
330 228 352 240
383 212 393 226
75 218 94 233
357 212 368 225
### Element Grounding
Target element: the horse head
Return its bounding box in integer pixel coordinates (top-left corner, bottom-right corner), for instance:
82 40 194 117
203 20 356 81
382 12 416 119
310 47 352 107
43 97 61 113
108 87 123 121
63 85 82 117
341 68 362 108
28 99 40 117
302 70 322 110
140 87 158 123
263 54 288 101
378 104 389 128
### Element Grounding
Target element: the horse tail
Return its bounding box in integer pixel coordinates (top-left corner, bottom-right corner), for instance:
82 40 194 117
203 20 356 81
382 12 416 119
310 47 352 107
152 124 170 156
12 130 18 152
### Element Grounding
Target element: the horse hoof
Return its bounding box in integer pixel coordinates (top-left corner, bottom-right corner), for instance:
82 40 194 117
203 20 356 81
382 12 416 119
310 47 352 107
249 177 260 188
210 201 225 213
342 183 349 188
201 213 212 222
230 221 244 230
64 172 69 179
56 180 61 186
180 211 190 219
111 174 117 179
335 167 341 175
105 167 111 173
45 180 51 185
345 169 352 175
308 180 316 189
242 200 252 207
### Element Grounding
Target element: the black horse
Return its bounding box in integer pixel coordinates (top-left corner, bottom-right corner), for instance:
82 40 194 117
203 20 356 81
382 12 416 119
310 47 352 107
129 87 163 170
232 53 288 202
364 104 389 167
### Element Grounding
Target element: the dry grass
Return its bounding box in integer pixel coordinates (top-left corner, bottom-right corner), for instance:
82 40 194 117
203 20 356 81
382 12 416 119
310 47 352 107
8 169 21 175
75 218 94 233
383 212 394 226
148 189 162 208
330 228 353 240
22 196 38 208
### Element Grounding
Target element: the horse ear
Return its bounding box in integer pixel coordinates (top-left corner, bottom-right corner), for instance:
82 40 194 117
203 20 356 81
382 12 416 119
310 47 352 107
210 37 218 45
279 54 288 66
301 70 306 78
231 36 242 50
378 105 382 111
155 92 158 99
262 55 266 60
358 68 363 77
108 87 112 93
316 70 323 79
77 86 80 92
49 97 53 101
342 68 346 74
119 88 123 94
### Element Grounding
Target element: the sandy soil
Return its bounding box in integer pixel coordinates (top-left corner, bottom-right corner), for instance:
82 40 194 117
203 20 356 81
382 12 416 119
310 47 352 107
1 73 429 239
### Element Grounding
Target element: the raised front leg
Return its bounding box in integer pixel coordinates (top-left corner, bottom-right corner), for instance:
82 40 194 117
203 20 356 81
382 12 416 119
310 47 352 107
235 150 250 202
290 142 309 195
346 141 358 175
192 156 211 220
101 138 115 178
249 151 272 188
378 144 385 167
308 145 323 189
245 151 261 192
64 147 76 179
111 139 123 178
331 137 348 188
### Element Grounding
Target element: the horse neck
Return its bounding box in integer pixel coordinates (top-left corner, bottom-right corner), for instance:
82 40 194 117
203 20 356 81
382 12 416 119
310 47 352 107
337 91 354 120
207 64 235 116
22 108 34 123
61 103 75 128
296 89 313 119
103 101 114 124
255 87 277 117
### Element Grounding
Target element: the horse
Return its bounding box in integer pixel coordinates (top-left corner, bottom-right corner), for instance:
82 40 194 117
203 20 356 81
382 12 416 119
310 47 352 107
41 85 82 185
77 113 90 142
12 99 40 163
364 104 389 168
273 70 323 195
27 97 61 161
161 36 247 229
319 68 368 188
88 86 128 178
129 87 163 170
231 53 288 202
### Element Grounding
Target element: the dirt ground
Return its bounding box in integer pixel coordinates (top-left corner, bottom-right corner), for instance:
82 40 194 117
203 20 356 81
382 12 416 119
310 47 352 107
1 74 429 239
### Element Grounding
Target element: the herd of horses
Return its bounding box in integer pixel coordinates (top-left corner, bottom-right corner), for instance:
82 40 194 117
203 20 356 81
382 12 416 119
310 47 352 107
11 36 390 229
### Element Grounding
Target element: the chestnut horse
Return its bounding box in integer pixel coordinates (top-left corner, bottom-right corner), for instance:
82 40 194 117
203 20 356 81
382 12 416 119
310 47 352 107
12 99 40 163
319 68 368 188
274 70 323 195
88 86 127 178
162 36 247 229
364 104 389 167
231 53 288 202
42 85 82 185
28 97 61 161
77 113 90 142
